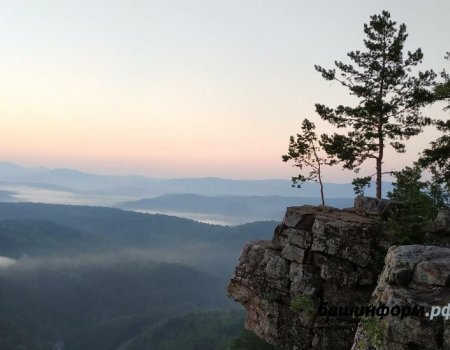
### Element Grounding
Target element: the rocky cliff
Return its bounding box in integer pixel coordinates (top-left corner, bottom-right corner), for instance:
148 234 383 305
227 205 387 350
227 204 450 350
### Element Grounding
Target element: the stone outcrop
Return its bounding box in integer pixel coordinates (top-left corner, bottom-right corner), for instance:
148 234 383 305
353 195 403 217
436 209 450 232
227 205 387 350
354 196 389 216
352 245 450 350
228 203 450 350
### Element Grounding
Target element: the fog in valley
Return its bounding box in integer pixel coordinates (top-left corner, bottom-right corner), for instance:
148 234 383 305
0 162 393 225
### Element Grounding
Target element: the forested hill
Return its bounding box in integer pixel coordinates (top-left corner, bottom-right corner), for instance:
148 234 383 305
0 202 277 253
0 202 278 349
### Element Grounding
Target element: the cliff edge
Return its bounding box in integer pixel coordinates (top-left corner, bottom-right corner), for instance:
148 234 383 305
227 204 450 350
227 205 386 350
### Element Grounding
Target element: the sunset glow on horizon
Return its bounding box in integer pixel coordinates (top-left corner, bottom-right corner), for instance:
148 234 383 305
1 0 449 181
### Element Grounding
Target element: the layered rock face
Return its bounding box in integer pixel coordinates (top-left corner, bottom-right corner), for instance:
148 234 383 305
352 245 450 350
227 206 386 350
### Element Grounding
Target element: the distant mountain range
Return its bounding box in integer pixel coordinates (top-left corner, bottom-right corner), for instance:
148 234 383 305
0 161 393 197
0 161 393 224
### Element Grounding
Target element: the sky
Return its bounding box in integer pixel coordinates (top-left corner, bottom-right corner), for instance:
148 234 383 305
0 0 449 181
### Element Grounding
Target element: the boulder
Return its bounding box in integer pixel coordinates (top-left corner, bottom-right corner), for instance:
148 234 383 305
351 245 450 350
436 209 450 232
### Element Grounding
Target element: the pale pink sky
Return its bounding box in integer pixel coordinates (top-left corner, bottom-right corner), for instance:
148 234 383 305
0 1 448 181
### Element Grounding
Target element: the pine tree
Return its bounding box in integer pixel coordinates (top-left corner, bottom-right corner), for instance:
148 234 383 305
418 52 450 202
315 11 435 199
434 52 450 110
282 118 334 205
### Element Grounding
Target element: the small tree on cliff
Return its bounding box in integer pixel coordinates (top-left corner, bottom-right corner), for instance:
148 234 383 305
282 118 334 206
315 11 435 199
386 165 441 244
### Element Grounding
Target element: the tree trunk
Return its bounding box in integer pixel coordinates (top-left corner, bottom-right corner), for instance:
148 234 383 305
376 35 386 200
312 145 325 206
376 157 382 200
376 124 384 200
319 179 324 206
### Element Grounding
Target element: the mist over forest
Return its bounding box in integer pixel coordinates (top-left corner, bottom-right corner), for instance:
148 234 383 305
0 201 280 349
0 162 399 348
0 162 380 349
